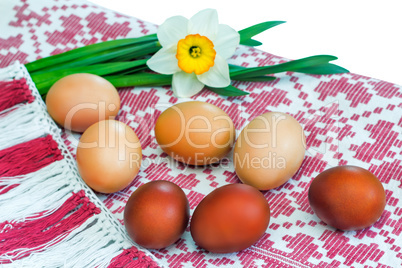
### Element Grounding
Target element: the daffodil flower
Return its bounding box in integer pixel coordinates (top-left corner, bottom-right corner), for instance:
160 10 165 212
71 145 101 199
146 9 240 97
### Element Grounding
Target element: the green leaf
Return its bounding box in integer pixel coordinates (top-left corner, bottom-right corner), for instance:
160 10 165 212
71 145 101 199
230 55 338 79
240 39 263 47
34 60 148 95
104 72 172 88
105 43 160 62
207 85 249 96
233 76 277 82
33 59 147 83
31 42 160 75
229 65 247 72
293 63 350 74
239 21 285 45
107 75 250 97
112 65 150 76
25 34 157 72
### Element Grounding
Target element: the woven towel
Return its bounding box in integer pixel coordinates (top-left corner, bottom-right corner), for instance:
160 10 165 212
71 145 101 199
1 0 402 267
0 63 162 267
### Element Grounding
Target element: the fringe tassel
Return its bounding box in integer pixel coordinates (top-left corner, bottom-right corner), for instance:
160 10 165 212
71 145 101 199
0 184 18 195
0 135 63 177
0 79 34 113
0 104 52 151
108 247 161 268
0 162 79 223
0 190 100 264
7 216 123 268
0 159 159 268
0 208 160 268
0 62 23 81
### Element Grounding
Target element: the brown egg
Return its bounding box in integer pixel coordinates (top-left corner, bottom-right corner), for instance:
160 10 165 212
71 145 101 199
234 112 306 190
124 181 190 249
308 165 386 231
46 73 120 133
154 101 235 165
76 120 141 193
190 183 270 253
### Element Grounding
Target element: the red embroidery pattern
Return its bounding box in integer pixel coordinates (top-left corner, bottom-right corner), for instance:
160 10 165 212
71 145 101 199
1 0 401 267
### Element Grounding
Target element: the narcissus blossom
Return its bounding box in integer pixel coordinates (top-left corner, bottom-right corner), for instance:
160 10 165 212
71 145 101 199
147 9 240 97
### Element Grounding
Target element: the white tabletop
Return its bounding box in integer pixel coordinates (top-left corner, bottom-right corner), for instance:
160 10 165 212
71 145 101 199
89 0 402 86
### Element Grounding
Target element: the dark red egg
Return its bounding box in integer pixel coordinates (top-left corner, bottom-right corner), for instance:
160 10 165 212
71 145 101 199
308 165 386 231
124 180 190 249
190 183 270 253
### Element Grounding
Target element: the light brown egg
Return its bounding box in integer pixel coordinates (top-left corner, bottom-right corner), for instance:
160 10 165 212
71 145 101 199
154 101 235 165
234 112 306 190
308 165 386 231
46 73 120 133
76 120 141 193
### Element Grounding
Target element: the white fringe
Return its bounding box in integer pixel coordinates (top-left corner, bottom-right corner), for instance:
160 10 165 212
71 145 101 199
0 105 51 151
4 216 127 268
0 61 24 81
0 161 80 223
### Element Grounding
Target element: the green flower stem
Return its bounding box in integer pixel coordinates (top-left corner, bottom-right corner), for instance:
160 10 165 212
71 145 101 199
34 60 148 95
104 73 172 88
107 43 161 62
104 74 250 97
233 76 277 82
25 34 157 73
31 41 160 75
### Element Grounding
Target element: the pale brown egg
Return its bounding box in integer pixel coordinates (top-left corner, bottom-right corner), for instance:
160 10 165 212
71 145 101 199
234 112 306 190
154 101 235 165
308 165 386 231
76 120 141 193
46 73 120 133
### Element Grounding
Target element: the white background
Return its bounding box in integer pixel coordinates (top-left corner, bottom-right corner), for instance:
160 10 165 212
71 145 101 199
89 0 402 85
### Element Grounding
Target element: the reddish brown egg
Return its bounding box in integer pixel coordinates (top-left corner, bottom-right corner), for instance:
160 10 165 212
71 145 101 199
124 181 190 249
308 165 386 231
190 183 270 253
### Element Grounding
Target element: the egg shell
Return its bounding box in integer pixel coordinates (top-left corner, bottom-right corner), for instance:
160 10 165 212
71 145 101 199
124 180 190 249
46 73 120 133
154 101 235 165
190 183 270 253
234 112 306 190
76 120 141 193
308 165 386 231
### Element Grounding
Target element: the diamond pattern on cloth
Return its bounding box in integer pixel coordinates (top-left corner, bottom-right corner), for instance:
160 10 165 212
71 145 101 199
1 0 402 267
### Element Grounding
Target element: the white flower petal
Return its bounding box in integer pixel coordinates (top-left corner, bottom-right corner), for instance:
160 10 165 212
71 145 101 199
158 16 189 47
188 9 218 40
214 24 240 59
197 54 230 88
146 45 180 74
172 72 205 97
